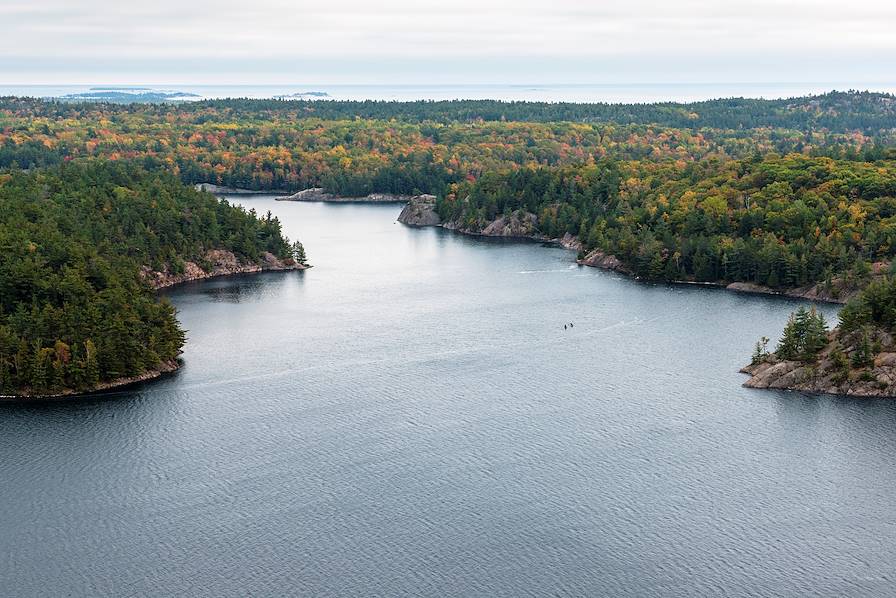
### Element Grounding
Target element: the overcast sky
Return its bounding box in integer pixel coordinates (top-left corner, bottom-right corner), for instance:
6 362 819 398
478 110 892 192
3 0 894 84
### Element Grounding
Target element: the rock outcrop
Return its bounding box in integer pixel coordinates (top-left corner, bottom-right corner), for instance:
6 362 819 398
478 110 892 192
478 211 539 238
559 233 582 252
742 328 896 398
397 194 441 226
440 209 544 240
142 249 304 290
276 188 412 202
577 249 630 274
195 183 285 195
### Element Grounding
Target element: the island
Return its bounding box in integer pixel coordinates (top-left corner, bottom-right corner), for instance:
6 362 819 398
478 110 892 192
0 163 306 399
58 87 201 103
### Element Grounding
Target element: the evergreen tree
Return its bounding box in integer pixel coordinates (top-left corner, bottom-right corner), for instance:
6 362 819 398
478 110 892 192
776 314 801 360
851 328 873 368
292 241 307 266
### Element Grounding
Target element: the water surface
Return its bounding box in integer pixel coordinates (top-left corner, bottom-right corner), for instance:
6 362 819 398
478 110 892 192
2 199 895 597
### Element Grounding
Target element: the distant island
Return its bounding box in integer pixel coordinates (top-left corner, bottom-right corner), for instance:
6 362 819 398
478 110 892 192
57 87 201 103
276 91 331 99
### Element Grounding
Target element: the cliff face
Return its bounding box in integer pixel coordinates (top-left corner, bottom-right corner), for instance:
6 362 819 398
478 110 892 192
142 249 304 290
442 209 545 240
276 188 412 202
742 329 896 398
397 195 441 226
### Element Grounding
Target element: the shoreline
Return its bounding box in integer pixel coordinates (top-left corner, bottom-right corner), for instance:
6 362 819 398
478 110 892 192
275 188 413 203
144 249 307 290
150 260 307 290
410 221 850 305
395 196 850 305
0 359 181 403
195 183 289 196
3 253 308 402
740 355 896 399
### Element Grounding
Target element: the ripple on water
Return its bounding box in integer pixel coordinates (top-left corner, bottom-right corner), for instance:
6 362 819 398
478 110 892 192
2 200 895 597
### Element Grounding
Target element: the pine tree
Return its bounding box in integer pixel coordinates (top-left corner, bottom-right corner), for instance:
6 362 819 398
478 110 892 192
851 328 873 368
802 307 828 358
776 314 801 360
292 240 307 265
752 336 770 364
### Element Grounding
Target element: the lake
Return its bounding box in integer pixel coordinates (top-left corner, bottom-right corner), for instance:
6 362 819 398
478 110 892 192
2 198 895 597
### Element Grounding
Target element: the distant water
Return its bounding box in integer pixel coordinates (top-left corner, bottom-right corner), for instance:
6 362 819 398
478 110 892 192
3 82 896 103
3 199 896 597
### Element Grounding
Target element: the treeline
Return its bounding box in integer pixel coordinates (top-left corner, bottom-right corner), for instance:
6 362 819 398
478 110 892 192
0 162 295 396
199 91 896 131
1 93 894 197
438 154 896 288
6 90 896 130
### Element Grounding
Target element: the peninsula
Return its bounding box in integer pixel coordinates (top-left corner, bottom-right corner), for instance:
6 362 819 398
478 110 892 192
742 279 896 398
0 163 306 399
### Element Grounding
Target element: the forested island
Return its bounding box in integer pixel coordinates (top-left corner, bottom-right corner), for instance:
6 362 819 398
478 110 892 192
2 91 896 396
0 162 304 398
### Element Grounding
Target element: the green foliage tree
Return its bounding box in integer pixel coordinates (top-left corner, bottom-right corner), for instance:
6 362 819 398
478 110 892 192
775 306 829 361
0 162 300 396
292 241 307 266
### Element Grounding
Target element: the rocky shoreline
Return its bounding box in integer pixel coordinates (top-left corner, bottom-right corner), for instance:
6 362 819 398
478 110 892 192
195 183 288 196
741 343 896 399
143 249 306 290
3 251 306 401
276 188 413 203
0 359 181 402
396 196 850 304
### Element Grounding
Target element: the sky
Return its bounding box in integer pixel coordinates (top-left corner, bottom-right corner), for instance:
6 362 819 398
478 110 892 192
2 0 895 85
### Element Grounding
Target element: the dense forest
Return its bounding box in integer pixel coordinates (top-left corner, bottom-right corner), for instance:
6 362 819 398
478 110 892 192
1 92 894 196
2 92 895 293
439 154 896 288
0 162 296 396
7 90 896 128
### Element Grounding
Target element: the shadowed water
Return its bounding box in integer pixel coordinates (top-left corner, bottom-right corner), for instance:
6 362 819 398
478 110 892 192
2 198 895 597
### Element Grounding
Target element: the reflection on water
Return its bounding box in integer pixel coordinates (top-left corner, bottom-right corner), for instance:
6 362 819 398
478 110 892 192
2 199 896 597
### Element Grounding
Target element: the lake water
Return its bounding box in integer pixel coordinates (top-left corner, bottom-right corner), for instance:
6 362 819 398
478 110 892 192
3 198 896 597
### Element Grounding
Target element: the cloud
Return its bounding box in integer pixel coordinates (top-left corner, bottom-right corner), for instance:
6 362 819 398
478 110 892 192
2 0 894 83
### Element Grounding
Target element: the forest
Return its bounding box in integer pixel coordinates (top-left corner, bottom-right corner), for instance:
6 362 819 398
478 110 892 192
0 162 295 396
1 92 895 196
2 91 896 396
438 154 896 288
